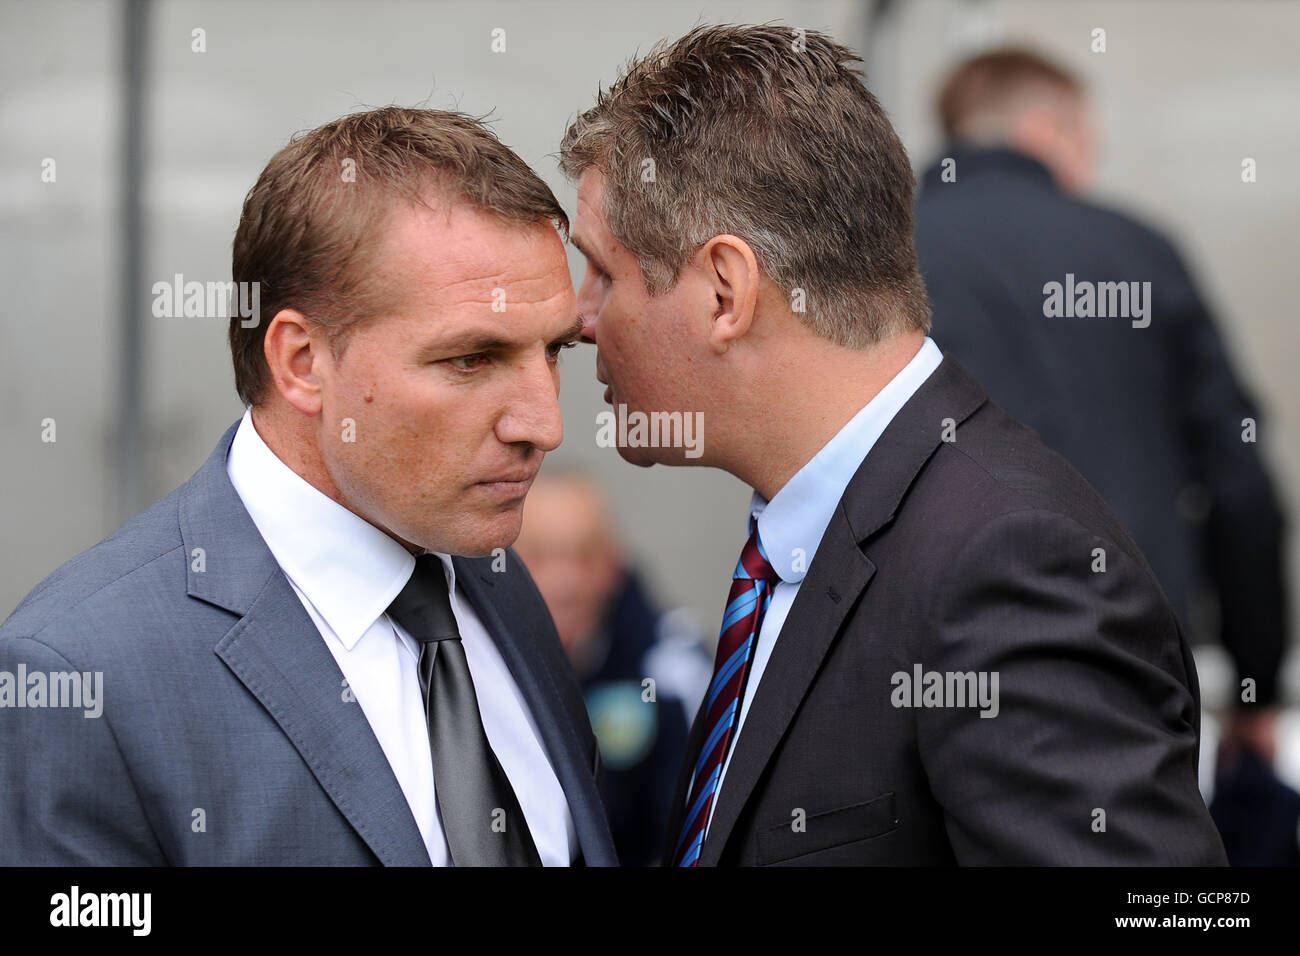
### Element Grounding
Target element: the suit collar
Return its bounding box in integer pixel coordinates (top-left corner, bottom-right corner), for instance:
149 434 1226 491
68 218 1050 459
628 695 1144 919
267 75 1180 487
677 358 988 865
749 337 944 582
225 408 415 650
839 356 987 544
179 419 281 617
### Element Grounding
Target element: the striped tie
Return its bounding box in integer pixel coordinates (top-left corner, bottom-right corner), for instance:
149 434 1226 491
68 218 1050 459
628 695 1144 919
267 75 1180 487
673 527 781 867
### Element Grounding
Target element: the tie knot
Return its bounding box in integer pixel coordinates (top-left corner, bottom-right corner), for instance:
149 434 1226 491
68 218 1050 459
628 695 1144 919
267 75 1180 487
387 554 462 644
734 528 780 583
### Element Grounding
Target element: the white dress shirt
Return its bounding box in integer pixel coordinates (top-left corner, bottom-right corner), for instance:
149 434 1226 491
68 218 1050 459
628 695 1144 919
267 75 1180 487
225 409 577 865
701 337 945 837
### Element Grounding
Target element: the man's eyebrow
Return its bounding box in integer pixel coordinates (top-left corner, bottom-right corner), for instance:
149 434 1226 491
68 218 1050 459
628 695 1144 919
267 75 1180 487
419 331 513 356
417 318 584 358
551 317 584 343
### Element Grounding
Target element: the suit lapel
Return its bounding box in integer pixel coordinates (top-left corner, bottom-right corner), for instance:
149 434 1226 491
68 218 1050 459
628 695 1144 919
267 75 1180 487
213 574 432 865
454 556 619 868
181 421 430 866
686 358 989 865
698 514 875 865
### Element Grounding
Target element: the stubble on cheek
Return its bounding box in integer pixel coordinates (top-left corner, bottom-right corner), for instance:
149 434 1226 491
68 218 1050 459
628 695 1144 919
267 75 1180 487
322 384 416 527
334 368 521 551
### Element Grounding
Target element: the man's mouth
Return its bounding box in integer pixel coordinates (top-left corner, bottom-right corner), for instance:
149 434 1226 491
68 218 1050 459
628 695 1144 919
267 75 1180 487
475 470 538 499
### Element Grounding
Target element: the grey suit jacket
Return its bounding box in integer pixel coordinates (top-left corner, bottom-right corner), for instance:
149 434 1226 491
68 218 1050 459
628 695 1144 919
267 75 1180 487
663 357 1228 866
0 421 617 866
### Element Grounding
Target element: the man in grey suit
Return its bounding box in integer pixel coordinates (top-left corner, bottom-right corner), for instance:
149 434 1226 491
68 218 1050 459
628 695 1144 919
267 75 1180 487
561 25 1227 865
0 107 617 866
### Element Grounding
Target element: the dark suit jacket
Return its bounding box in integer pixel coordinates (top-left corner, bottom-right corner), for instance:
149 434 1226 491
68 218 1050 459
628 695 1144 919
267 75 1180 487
0 421 618 866
915 146 1288 708
663 357 1228 865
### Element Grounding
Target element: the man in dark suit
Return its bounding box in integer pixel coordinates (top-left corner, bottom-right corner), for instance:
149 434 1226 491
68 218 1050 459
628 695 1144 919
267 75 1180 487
0 107 616 866
913 48 1289 793
560 25 1227 864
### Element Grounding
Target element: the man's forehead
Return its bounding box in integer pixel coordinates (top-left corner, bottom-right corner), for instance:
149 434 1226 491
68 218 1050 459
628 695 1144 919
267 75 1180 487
381 204 569 297
570 169 616 261
573 168 608 229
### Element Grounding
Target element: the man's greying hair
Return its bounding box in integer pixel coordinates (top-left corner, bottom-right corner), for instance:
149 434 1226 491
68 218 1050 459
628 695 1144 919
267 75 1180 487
230 106 568 407
559 24 929 346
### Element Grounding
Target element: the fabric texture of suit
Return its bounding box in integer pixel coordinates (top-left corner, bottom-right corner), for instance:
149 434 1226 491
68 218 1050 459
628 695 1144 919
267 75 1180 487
0 421 618 866
914 146 1288 708
662 356 1228 865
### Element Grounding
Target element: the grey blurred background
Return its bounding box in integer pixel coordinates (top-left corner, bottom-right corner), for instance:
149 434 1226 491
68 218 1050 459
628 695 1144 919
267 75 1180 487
2 0 1297 780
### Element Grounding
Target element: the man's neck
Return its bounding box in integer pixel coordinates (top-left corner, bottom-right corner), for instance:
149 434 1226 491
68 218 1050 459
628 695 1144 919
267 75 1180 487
729 330 925 502
249 404 343 504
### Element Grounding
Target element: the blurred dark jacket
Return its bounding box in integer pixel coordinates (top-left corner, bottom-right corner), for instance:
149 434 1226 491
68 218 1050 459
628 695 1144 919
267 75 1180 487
915 146 1288 707
576 571 708 867
1210 745 1300 865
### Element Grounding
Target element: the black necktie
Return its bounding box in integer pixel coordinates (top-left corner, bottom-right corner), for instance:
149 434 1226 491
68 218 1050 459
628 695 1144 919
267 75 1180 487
386 554 542 866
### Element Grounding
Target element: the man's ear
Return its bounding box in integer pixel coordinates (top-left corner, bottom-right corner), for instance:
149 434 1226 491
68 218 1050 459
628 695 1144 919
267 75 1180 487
263 308 326 416
700 234 760 354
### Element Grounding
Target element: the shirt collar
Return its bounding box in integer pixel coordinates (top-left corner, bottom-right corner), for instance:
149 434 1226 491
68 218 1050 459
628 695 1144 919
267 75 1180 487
225 407 449 649
750 337 944 583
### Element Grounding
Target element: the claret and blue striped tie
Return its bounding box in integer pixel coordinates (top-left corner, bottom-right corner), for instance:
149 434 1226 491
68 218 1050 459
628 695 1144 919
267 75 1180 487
673 527 781 867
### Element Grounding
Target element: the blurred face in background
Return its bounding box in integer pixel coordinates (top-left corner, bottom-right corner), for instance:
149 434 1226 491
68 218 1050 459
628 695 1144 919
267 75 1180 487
513 475 624 659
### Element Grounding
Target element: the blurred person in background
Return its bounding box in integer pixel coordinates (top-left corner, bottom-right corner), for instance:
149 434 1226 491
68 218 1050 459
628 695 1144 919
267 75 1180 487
514 470 711 866
914 47 1293 863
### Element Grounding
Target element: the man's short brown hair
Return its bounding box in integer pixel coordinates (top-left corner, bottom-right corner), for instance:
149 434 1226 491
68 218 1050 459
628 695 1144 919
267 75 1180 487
230 106 568 407
559 24 930 347
936 47 1082 141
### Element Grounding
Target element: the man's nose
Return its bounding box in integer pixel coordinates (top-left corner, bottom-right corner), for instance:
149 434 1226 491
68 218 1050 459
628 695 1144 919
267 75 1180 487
578 311 598 345
497 355 564 452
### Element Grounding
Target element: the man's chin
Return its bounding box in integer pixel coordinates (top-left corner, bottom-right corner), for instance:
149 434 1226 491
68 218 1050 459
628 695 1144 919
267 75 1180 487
615 442 709 468
464 515 526 558
615 443 659 468
407 514 523 559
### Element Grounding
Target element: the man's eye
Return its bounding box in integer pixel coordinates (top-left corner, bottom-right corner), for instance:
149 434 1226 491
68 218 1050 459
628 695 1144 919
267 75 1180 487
547 342 578 361
448 353 489 371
